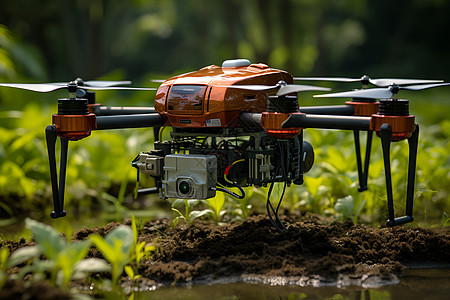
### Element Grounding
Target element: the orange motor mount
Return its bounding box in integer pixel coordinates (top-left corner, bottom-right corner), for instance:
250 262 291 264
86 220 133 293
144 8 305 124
262 95 301 138
52 98 96 141
370 99 415 141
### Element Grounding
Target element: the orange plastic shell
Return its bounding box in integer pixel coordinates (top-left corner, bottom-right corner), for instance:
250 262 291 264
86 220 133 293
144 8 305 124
345 101 380 116
155 63 293 128
52 114 97 141
261 112 301 138
370 114 415 141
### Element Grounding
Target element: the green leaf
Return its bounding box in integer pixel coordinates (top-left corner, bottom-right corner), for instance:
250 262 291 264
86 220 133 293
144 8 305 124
205 192 225 217
131 214 138 245
171 207 186 219
7 246 40 268
334 195 354 219
189 209 209 221
305 177 324 197
25 218 65 260
74 258 111 273
0 247 9 270
124 265 134 278
172 199 185 207
64 240 91 265
105 225 134 257
90 235 116 263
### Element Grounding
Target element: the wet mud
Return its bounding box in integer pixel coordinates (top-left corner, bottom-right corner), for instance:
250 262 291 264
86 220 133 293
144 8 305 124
86 213 450 287
1 213 449 299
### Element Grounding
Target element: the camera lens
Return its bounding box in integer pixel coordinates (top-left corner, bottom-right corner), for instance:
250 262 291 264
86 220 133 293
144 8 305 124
178 180 191 195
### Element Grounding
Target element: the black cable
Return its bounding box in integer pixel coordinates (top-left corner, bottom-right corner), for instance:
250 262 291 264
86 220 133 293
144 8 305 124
266 161 287 232
216 185 245 199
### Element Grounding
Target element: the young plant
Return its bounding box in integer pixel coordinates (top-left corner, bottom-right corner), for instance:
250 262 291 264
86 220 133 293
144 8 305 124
202 192 226 224
3 219 108 289
0 247 9 289
334 195 366 224
131 215 155 266
171 199 207 227
89 225 134 289
26 219 91 287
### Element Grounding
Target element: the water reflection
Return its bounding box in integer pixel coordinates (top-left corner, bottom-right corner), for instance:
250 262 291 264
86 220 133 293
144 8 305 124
132 269 449 300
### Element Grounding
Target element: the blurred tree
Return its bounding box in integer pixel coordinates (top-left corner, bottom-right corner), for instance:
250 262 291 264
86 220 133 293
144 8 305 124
0 0 449 81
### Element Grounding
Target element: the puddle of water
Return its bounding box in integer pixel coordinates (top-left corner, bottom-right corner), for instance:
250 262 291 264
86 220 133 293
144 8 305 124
130 268 450 300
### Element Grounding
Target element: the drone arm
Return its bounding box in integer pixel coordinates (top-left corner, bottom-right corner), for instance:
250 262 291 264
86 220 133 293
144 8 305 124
95 114 164 130
299 105 355 116
282 114 371 131
238 112 262 130
92 106 156 116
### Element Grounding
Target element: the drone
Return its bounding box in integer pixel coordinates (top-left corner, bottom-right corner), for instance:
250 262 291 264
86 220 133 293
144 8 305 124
2 59 448 230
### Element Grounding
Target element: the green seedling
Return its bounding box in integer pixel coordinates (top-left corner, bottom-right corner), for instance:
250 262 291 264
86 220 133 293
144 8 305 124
22 218 100 288
334 195 366 224
0 247 9 289
171 199 208 227
90 225 134 289
131 215 155 266
3 219 107 289
202 192 226 224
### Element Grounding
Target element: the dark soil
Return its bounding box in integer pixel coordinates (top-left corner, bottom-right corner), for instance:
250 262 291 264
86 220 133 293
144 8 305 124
81 213 450 286
0 280 71 300
2 213 449 299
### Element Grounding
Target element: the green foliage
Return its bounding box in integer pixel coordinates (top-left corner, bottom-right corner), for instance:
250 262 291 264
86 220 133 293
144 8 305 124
90 225 134 288
202 192 226 225
0 247 9 289
0 219 109 289
171 199 208 227
23 218 95 288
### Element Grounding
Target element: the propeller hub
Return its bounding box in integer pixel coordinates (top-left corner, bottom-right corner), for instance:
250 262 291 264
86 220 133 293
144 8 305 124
276 80 288 87
361 75 370 85
74 78 84 86
67 81 78 93
389 84 400 95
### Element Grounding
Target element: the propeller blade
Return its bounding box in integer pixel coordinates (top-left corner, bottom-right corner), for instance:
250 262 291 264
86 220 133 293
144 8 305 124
51 80 132 87
84 80 132 87
314 88 393 99
400 82 450 91
294 77 360 83
215 84 330 95
370 78 443 87
295 76 443 87
276 84 330 96
0 83 66 92
77 86 156 91
0 83 156 92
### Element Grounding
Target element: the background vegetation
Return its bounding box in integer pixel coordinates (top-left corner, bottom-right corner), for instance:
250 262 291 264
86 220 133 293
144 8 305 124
0 0 449 231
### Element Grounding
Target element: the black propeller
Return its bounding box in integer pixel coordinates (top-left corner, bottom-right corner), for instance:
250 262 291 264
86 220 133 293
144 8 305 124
294 75 443 87
216 81 331 96
314 82 450 100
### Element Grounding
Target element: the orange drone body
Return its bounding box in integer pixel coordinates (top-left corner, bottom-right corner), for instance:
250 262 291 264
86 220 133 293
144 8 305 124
154 60 293 128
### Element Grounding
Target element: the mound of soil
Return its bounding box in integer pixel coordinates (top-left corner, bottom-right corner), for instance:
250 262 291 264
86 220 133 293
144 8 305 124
0 280 71 300
2 213 449 299
86 213 450 287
